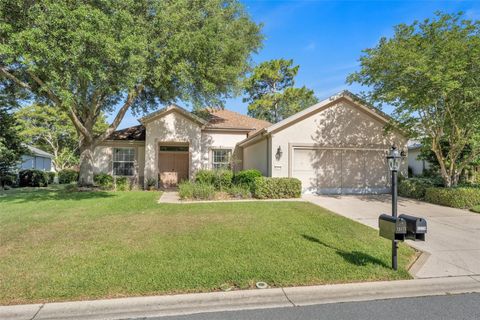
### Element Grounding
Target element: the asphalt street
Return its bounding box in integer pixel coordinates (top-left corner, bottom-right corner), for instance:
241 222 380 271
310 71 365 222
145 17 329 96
129 293 480 320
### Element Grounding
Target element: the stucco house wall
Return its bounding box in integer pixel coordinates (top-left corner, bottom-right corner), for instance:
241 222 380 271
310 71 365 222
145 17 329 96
270 99 408 178
200 131 248 170
143 110 202 184
408 148 430 176
93 141 146 183
242 137 269 176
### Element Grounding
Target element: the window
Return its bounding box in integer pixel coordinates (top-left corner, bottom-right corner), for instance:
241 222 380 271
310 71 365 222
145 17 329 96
212 149 231 169
113 148 135 176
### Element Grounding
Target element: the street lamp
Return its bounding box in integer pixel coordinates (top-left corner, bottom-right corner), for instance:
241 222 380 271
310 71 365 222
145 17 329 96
386 145 404 270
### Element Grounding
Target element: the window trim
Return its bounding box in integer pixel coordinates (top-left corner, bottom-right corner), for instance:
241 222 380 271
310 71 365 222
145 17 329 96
112 147 136 177
211 148 232 170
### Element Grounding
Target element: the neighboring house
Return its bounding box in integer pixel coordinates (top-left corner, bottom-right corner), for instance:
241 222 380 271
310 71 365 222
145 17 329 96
93 91 408 194
407 140 431 176
20 145 54 172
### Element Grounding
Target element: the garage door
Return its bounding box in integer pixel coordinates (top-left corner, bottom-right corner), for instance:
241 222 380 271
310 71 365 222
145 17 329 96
292 148 389 194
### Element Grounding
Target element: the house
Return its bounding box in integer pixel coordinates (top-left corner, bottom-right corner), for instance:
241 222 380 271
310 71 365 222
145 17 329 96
20 145 54 172
407 140 431 176
93 91 408 194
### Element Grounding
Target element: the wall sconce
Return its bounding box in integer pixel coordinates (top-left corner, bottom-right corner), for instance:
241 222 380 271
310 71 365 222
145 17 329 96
276 146 283 160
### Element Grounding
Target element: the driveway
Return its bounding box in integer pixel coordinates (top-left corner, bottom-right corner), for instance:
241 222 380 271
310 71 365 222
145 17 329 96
303 194 480 279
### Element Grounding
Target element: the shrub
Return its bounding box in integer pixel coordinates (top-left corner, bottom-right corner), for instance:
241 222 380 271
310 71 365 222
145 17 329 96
18 169 48 187
58 169 79 184
227 184 251 199
425 187 480 209
115 176 128 191
64 183 78 192
233 169 262 190
252 177 302 199
1 172 17 188
195 170 215 185
195 169 233 190
398 178 435 200
46 172 56 184
145 177 157 190
178 181 215 200
94 173 114 190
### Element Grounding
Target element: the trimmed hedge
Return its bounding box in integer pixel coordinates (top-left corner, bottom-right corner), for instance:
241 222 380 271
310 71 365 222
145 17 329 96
179 181 215 200
252 177 302 199
425 187 480 209
233 169 262 190
227 184 251 199
18 169 48 187
58 169 79 184
94 173 114 190
398 178 435 200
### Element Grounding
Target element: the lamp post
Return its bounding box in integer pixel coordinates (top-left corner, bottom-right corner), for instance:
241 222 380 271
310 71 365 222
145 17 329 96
387 145 403 270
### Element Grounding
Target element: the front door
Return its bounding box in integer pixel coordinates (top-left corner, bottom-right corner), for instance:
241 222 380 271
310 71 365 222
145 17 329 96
158 146 189 188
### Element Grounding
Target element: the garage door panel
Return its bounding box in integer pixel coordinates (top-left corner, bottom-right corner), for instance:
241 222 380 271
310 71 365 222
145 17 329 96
341 150 365 189
292 147 389 194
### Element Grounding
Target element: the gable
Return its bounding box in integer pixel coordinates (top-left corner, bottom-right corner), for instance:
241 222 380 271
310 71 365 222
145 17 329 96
271 99 404 149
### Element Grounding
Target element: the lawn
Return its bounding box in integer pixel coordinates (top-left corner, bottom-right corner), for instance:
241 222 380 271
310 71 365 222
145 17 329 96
0 186 415 305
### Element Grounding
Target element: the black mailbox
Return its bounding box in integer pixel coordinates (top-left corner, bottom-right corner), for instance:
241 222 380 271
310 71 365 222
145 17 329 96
379 214 406 241
399 214 427 241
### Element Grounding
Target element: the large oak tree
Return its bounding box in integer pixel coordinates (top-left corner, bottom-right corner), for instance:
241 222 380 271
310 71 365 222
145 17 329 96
348 12 480 187
0 0 262 186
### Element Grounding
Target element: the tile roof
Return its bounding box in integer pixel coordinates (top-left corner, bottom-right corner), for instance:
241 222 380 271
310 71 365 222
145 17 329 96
107 109 271 141
107 125 146 141
204 109 271 134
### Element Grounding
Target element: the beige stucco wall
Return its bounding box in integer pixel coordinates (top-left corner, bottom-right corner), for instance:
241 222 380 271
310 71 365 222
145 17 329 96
144 110 202 184
200 131 247 170
242 137 269 176
269 100 408 179
93 141 146 184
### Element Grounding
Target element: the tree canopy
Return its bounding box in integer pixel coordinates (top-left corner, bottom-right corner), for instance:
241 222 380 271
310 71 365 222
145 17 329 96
0 105 26 187
0 0 262 185
348 12 480 187
15 105 108 171
243 59 318 123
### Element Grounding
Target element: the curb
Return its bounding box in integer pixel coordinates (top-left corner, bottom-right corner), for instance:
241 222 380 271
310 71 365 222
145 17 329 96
2 276 480 320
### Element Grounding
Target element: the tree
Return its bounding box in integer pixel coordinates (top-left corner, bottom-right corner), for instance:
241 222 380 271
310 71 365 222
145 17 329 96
348 12 480 187
0 0 262 186
243 59 318 123
16 104 108 171
0 105 26 188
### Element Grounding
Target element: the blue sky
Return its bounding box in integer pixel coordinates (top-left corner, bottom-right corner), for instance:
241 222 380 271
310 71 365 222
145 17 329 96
113 0 480 129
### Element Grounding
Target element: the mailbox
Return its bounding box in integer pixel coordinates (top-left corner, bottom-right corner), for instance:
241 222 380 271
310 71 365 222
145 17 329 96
399 214 427 241
379 214 406 241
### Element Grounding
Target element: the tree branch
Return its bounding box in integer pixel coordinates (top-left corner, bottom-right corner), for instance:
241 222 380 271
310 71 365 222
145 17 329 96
0 67 32 90
94 85 144 145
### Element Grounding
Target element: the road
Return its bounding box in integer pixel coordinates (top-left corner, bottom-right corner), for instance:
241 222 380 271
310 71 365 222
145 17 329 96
129 293 480 320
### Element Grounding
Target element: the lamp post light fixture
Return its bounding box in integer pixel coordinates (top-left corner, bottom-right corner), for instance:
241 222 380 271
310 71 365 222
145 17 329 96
386 145 404 270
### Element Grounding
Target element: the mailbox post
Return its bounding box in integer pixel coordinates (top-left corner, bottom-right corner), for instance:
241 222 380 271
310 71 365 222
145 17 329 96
386 145 404 270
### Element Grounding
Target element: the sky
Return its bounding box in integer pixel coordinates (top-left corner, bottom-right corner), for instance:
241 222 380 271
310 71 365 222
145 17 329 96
113 0 480 129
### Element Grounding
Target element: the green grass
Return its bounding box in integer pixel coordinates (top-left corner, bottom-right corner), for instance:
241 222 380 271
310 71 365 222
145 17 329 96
0 186 415 305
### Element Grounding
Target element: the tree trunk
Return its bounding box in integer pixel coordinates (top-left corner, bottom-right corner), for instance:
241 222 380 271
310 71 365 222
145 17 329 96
78 142 95 187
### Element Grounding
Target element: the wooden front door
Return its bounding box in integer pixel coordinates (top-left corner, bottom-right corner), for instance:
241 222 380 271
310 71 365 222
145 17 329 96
158 151 189 188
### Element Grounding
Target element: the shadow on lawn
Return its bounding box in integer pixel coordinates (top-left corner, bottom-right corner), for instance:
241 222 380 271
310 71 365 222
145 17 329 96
0 187 114 204
302 234 388 268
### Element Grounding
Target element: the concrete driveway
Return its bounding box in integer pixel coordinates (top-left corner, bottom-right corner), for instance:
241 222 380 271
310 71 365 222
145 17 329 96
303 194 480 279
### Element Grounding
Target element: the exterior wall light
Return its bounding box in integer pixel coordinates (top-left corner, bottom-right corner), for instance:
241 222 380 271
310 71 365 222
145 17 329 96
276 146 283 160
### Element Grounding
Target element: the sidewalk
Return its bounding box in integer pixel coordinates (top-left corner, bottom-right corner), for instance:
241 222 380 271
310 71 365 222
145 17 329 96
3 276 480 320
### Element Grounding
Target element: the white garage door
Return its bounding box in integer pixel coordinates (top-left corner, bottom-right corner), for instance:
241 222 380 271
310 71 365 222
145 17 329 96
292 148 389 194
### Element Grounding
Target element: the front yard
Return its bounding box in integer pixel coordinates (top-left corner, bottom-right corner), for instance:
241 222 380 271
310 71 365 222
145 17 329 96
0 186 415 305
